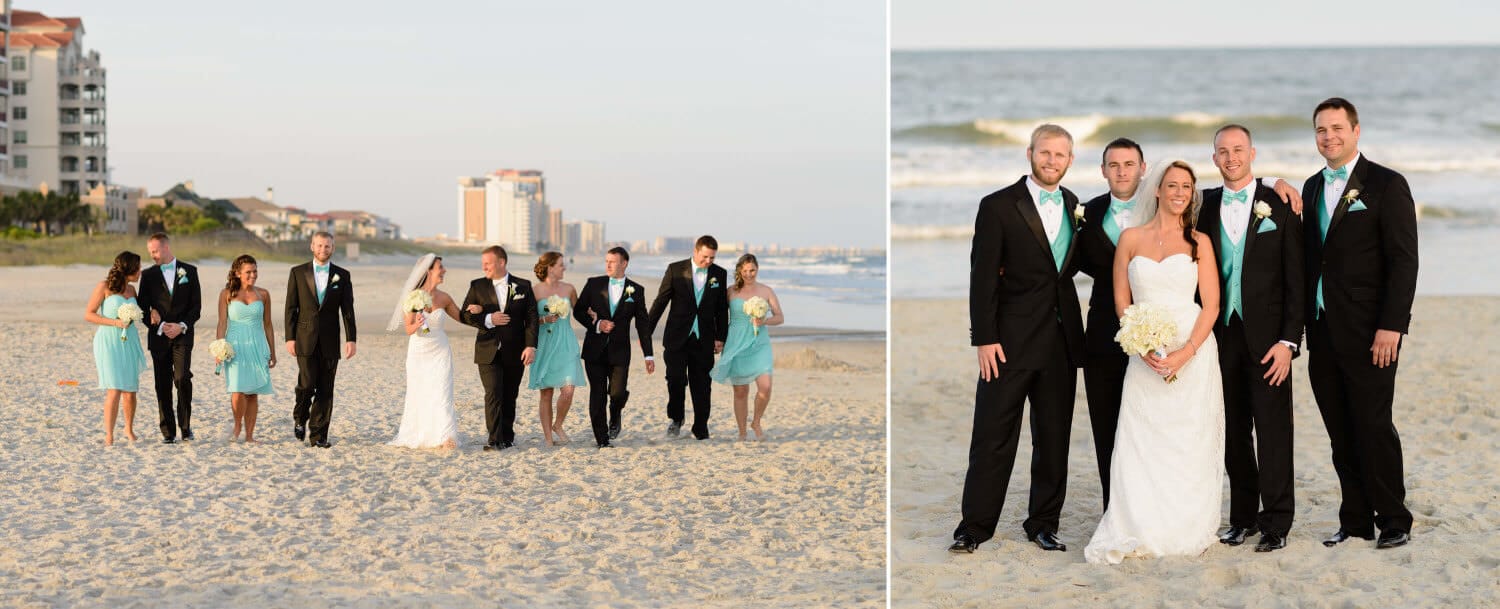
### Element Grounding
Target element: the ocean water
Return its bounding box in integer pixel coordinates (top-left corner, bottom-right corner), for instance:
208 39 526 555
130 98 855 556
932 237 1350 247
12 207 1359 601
892 47 1500 298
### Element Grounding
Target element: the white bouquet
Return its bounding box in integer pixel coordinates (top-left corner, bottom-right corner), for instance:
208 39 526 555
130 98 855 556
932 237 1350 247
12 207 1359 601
1114 303 1180 383
115 302 143 341
403 289 433 334
544 295 570 333
743 296 771 336
209 339 235 375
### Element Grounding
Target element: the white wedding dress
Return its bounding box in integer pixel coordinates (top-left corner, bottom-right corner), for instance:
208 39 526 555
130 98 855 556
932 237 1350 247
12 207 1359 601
1085 254 1225 564
389 309 462 448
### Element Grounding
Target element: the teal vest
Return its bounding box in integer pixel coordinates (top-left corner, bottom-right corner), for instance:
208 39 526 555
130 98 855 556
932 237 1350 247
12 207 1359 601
1219 223 1246 324
1050 211 1073 272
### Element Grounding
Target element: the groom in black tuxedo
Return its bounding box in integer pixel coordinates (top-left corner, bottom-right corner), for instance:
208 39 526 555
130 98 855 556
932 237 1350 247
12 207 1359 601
1198 125 1305 553
575 247 655 447
460 245 538 450
138 233 202 444
648 235 729 440
951 124 1085 554
284 231 357 448
1301 98 1418 549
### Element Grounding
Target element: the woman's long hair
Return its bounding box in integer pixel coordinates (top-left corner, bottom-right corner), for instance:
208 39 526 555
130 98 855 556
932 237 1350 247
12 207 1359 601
226 254 257 298
733 253 758 292
106 251 141 294
1133 160 1203 262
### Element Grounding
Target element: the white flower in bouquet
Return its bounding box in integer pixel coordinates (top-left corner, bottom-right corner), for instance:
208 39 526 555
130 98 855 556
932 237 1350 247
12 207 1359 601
743 296 771 336
544 295 570 333
115 302 143 341
1114 303 1180 383
403 290 433 334
209 339 235 375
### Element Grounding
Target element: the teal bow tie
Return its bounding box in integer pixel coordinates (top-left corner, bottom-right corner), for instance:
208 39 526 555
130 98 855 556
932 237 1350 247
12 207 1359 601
314 264 328 273
1322 166 1348 184
694 268 706 276
609 278 624 286
1038 190 1063 207
1223 190 1248 205
1109 197 1134 214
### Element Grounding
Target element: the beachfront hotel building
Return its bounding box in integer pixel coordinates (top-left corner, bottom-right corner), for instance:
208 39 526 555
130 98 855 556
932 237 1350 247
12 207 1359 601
457 169 556 254
80 183 140 234
565 219 605 255
7 9 108 197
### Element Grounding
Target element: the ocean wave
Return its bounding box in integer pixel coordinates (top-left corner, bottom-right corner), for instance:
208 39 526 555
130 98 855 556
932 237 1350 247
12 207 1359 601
894 113 1307 145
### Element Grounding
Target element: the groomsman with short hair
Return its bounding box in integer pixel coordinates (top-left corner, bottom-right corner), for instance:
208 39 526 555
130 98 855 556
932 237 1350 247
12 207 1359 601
575 247 655 447
649 235 730 440
139 233 201 443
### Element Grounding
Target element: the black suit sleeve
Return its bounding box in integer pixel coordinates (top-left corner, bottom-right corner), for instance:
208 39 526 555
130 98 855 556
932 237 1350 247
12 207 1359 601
460 280 487 330
715 268 729 342
633 283 653 357
1279 204 1307 347
970 195 1004 346
521 281 539 349
648 263 676 330
184 265 202 329
339 270 357 343
284 266 300 341
1379 173 1419 334
139 271 161 333
572 279 596 332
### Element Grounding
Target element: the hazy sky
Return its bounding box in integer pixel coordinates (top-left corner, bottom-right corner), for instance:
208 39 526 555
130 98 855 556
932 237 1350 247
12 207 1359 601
50 0 886 246
894 0 1500 49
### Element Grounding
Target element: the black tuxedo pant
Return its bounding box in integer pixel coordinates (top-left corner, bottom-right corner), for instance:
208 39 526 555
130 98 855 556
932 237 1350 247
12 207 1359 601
1218 318 1295 536
956 327 1076 543
664 336 714 439
1308 318 1412 535
1082 349 1126 511
584 359 629 446
150 339 194 440
477 355 525 446
294 356 339 444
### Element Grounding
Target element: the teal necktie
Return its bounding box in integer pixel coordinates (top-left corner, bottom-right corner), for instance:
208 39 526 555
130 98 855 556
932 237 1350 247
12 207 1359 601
1322 166 1348 184
1223 189 1248 205
1038 189 1062 207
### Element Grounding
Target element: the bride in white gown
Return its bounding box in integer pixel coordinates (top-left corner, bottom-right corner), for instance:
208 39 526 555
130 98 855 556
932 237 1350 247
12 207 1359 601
387 254 463 449
1085 160 1226 564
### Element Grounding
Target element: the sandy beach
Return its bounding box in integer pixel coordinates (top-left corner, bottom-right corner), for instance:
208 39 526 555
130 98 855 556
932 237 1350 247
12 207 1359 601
892 296 1500 608
0 262 886 608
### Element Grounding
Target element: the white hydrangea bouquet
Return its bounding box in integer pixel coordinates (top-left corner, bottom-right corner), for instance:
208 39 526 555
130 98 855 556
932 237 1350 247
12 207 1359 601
743 296 771 336
403 289 433 334
544 295 570 333
209 339 235 375
115 302 143 341
1115 303 1179 383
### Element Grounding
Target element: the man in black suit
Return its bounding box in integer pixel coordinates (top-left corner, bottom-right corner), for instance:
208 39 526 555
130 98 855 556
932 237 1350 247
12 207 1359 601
574 246 655 447
1301 98 1418 550
1198 124 1305 553
1075 138 1147 511
460 245 538 450
138 233 202 444
648 235 729 440
284 231 357 448
950 124 1086 554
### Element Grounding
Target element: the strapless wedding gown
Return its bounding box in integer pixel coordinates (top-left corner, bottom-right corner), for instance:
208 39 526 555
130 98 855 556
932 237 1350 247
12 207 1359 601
1085 254 1225 564
390 309 462 448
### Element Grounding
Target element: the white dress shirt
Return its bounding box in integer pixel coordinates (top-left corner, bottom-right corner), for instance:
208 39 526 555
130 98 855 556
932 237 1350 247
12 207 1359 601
156 258 189 336
1322 153 1362 225
313 260 331 295
692 264 708 293
484 274 510 336
1026 175 1065 244
1221 180 1255 246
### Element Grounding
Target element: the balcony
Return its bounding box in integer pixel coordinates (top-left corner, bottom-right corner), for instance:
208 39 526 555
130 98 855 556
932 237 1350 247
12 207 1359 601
0 12 9 32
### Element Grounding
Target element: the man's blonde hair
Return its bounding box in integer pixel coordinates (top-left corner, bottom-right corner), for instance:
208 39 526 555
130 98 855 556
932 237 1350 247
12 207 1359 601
1028 123 1074 150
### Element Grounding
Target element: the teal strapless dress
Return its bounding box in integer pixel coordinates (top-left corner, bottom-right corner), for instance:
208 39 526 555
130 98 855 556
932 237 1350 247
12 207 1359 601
93 294 149 391
710 297 773 385
223 299 274 395
527 297 587 390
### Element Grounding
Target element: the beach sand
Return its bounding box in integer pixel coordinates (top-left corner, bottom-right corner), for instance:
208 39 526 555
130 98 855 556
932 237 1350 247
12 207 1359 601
0 263 886 608
892 296 1500 608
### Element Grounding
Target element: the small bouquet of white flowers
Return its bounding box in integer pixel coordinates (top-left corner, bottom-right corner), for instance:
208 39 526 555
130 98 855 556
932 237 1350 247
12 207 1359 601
743 296 771 336
1114 303 1180 383
544 295 570 333
209 339 235 375
403 289 433 334
115 302 143 341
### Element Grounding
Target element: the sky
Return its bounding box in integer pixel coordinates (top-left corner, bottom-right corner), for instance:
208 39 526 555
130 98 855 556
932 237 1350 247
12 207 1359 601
894 0 1500 49
45 0 887 247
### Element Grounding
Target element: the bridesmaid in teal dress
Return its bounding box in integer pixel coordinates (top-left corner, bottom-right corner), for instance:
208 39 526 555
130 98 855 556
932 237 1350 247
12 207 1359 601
215 255 277 443
527 252 586 446
85 251 149 446
710 254 785 441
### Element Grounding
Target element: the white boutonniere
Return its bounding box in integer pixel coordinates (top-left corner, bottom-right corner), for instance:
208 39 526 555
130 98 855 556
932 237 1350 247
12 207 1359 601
1073 205 1086 223
176 267 189 284
709 277 719 288
331 274 340 286
1253 201 1272 220
1342 189 1360 205
509 284 524 300
625 286 635 296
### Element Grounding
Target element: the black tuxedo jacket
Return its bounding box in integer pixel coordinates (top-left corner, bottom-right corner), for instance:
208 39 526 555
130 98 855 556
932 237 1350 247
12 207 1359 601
1300 156 1419 357
460 276 539 365
969 176 1086 369
1076 194 1124 355
1198 179 1306 355
137 260 202 351
575 276 654 366
284 262 357 359
648 259 730 351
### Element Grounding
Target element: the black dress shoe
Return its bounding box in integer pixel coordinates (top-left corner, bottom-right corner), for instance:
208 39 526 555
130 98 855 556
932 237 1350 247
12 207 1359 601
667 420 682 437
500 441 515 449
1219 526 1260 546
482 443 496 451
1254 533 1286 552
162 437 177 444
948 534 979 554
1376 530 1409 549
181 432 194 442
608 424 621 440
1029 531 1067 552
294 424 306 441
597 442 613 448
1323 529 1375 547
